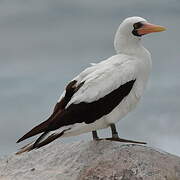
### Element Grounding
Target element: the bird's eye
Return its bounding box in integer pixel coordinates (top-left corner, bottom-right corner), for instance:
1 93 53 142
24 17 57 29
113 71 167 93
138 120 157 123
133 22 143 29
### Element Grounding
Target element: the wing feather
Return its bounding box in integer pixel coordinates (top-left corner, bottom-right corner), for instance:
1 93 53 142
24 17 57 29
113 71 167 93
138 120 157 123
16 54 138 152
67 57 137 107
16 80 84 143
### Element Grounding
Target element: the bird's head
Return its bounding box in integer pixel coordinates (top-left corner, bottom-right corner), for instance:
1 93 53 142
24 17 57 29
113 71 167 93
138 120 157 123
118 16 166 38
114 16 166 54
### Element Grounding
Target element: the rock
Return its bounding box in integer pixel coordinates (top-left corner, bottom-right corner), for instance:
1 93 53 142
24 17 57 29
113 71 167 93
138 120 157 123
0 140 180 180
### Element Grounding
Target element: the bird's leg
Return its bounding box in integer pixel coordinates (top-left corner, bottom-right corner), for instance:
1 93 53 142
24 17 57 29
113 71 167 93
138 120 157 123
105 123 146 144
95 123 146 144
92 124 146 144
110 123 119 139
92 130 99 140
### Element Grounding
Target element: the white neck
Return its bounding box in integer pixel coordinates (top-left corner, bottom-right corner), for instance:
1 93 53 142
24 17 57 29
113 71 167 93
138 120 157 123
114 28 145 56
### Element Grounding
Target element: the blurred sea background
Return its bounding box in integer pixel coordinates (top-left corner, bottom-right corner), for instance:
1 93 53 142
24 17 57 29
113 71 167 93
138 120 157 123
0 0 180 156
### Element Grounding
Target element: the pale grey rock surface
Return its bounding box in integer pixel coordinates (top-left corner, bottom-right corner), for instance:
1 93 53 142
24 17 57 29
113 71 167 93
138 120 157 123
0 140 180 180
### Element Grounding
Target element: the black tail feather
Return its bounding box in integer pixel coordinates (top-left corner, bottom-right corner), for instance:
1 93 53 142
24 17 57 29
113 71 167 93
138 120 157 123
16 129 70 155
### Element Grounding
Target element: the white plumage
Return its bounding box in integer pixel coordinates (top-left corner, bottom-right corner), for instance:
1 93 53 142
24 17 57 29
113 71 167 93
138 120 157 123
60 17 152 137
17 16 166 153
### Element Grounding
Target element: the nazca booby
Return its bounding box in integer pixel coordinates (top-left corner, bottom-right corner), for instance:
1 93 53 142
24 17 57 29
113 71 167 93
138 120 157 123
16 16 166 154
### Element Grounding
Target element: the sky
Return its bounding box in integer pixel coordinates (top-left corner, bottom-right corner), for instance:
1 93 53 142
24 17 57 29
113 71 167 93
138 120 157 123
0 0 180 156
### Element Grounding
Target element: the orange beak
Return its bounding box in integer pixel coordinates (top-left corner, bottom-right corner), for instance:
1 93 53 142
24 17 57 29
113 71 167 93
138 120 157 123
137 22 166 35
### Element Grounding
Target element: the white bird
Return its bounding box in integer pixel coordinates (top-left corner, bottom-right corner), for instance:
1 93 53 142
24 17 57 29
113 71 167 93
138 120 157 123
16 16 166 154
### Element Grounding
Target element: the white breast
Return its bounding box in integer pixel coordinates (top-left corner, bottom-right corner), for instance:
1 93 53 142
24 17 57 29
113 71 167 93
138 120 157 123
104 49 152 125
